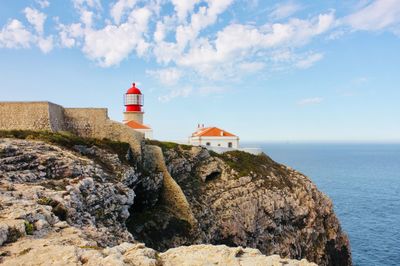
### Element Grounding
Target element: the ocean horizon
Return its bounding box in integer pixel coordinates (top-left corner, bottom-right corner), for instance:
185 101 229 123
245 142 400 266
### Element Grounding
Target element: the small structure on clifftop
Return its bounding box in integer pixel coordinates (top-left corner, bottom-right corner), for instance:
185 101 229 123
189 124 239 148
123 83 153 139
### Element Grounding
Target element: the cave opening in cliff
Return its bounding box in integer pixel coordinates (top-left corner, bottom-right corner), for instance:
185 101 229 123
205 171 221 182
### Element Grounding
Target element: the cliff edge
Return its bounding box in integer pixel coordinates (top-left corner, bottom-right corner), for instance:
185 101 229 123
129 140 351 266
0 131 351 265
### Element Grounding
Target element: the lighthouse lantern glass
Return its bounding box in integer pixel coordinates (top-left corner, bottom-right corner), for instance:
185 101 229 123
125 94 143 106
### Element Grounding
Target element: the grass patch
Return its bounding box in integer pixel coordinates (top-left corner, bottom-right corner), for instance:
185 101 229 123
37 197 53 206
24 221 34 235
79 246 102 250
214 150 274 177
0 130 133 164
146 139 192 152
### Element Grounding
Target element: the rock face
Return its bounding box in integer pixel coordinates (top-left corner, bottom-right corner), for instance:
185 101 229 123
130 144 352 266
0 134 351 265
0 138 138 247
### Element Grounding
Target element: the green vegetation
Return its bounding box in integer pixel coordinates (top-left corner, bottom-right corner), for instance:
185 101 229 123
79 246 102 250
146 139 192 152
0 130 133 164
24 221 34 235
214 150 274 177
37 197 53 206
213 150 293 189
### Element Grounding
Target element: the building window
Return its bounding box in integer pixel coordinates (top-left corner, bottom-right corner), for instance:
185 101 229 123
228 142 232 148
206 142 211 146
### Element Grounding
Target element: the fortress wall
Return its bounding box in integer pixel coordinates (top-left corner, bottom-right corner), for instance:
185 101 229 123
0 103 143 155
64 108 143 154
63 108 109 137
0 102 54 131
48 103 67 132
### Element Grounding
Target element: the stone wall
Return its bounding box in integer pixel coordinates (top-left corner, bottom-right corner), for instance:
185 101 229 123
0 102 56 131
48 102 65 132
65 108 143 154
0 102 143 154
63 108 109 137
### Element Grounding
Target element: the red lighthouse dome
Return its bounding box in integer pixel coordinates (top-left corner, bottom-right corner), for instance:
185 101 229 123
124 83 143 112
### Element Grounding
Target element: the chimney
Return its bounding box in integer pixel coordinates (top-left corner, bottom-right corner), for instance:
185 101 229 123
220 131 223 136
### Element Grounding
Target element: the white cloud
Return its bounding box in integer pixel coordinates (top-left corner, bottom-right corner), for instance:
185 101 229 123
58 23 84 48
0 0 339 82
270 2 302 20
58 6 152 66
171 0 201 22
24 7 46 34
345 0 400 31
84 8 151 66
81 10 94 28
175 12 334 77
295 53 323 69
147 68 182 85
37 35 53 53
0 19 33 48
153 21 166 43
36 0 50 8
158 87 192 102
110 0 137 24
174 0 234 50
297 97 323 106
73 0 101 10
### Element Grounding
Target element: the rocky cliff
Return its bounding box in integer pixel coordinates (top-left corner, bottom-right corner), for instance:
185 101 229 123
0 131 351 265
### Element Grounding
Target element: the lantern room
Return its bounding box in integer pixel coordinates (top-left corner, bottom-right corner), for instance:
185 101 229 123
124 83 143 112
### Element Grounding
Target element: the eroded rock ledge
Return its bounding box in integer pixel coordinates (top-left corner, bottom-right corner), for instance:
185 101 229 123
0 133 351 265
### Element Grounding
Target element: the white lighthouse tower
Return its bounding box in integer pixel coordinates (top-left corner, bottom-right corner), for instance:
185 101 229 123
123 83 153 139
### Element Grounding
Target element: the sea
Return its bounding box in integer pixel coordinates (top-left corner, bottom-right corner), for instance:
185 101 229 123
249 143 400 266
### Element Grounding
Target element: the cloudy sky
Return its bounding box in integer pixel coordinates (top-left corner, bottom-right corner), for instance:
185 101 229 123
1 0 400 142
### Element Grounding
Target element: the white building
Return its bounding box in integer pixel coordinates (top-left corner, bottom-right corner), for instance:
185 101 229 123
189 125 239 148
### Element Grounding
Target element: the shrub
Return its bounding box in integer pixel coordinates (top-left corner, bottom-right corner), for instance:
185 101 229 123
24 221 34 235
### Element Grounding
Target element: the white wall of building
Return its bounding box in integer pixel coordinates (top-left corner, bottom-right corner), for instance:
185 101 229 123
189 136 239 148
135 128 153 139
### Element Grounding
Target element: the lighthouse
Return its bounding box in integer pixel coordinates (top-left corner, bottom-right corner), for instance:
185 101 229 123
123 82 144 124
123 83 153 139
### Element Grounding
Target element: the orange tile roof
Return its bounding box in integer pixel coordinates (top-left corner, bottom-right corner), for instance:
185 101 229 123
193 127 237 137
125 120 151 129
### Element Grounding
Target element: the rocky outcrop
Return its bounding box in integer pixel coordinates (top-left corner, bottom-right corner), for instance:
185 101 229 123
130 144 352 266
0 133 351 265
160 245 316 266
0 138 138 246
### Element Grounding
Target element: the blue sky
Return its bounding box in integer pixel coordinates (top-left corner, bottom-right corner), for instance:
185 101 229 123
1 0 400 142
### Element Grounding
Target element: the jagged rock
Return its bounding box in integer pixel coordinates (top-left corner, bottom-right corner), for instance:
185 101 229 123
0 138 139 246
133 145 165 209
131 145 352 266
1 234 316 266
0 135 351 265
